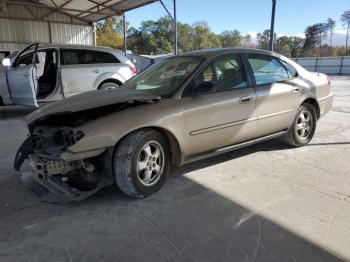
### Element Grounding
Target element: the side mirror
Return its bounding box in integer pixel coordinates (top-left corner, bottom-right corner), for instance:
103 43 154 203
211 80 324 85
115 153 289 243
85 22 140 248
2 58 12 67
195 82 214 93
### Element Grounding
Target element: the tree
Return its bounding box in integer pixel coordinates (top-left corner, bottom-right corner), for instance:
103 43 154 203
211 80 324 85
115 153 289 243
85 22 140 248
128 17 174 54
275 36 291 56
192 22 221 50
96 17 124 49
257 29 276 50
241 34 253 48
177 22 195 52
315 23 329 56
327 18 336 55
287 36 305 58
220 30 242 48
304 23 328 56
304 24 319 50
340 10 350 55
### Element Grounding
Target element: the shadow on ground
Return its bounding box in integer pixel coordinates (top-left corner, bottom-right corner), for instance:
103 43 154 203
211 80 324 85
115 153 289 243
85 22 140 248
0 106 347 262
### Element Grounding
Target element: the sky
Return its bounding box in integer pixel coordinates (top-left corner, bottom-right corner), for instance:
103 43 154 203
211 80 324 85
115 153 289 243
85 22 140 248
126 0 350 45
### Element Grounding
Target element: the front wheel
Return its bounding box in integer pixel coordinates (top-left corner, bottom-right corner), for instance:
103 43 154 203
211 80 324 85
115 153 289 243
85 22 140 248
285 103 317 147
113 129 170 198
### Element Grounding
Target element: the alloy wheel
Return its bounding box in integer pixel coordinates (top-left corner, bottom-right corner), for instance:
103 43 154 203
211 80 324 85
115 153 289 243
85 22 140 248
296 110 313 138
136 141 165 187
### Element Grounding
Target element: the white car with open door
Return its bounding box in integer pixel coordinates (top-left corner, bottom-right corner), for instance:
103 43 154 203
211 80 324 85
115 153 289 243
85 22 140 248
0 43 136 107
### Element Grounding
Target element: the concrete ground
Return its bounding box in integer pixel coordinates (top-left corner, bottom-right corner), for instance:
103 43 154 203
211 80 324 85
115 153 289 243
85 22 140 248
0 77 349 262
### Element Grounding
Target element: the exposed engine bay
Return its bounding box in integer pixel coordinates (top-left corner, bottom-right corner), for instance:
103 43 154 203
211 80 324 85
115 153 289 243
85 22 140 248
14 98 156 203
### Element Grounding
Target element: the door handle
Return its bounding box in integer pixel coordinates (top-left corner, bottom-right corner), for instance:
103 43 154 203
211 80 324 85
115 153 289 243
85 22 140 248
239 96 253 104
92 69 100 73
291 88 299 93
23 72 30 76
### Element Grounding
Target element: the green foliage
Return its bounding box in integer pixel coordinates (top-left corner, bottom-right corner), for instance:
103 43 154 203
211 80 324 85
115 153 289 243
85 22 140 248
96 11 349 58
257 30 276 50
96 17 124 49
274 36 291 57
220 30 242 48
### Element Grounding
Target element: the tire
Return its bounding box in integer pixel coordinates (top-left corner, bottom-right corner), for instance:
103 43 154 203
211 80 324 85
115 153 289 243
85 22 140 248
285 103 317 147
113 129 171 198
99 82 120 90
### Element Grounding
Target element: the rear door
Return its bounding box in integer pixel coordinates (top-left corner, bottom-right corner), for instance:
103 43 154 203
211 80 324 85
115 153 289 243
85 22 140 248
60 49 100 95
61 49 123 95
245 54 302 137
6 43 39 107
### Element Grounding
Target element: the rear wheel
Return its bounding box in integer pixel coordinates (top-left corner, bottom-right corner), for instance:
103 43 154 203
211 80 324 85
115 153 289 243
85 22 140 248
113 129 170 198
285 103 317 147
99 82 120 90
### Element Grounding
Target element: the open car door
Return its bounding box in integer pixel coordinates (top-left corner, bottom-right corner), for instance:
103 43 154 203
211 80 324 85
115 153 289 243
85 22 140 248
6 43 39 107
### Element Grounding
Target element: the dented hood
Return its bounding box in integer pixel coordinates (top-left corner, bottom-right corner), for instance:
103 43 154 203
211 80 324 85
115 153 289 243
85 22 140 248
26 88 161 124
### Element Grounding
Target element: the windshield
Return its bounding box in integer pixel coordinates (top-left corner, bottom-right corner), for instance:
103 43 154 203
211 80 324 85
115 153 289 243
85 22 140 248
122 56 204 97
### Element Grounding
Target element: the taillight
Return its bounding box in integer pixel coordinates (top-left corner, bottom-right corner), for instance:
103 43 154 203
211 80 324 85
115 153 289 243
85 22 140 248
326 75 331 86
130 66 137 75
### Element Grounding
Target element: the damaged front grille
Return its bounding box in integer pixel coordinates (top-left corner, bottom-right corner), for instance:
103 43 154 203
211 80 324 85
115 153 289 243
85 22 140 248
32 157 83 176
14 127 84 170
32 126 84 158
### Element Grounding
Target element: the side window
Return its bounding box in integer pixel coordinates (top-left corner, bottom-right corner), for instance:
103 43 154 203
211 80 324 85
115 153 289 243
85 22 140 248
62 50 78 65
92 51 120 63
192 56 247 94
61 50 120 65
280 60 298 78
15 52 39 67
247 55 289 85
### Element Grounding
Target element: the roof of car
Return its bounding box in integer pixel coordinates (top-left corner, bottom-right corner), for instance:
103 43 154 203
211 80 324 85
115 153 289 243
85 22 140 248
37 44 124 54
178 48 276 59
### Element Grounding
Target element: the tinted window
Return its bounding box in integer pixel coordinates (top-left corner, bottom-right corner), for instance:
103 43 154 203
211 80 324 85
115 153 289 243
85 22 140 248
15 52 39 67
0 51 10 60
280 60 298 77
61 50 120 65
191 56 247 93
247 55 289 85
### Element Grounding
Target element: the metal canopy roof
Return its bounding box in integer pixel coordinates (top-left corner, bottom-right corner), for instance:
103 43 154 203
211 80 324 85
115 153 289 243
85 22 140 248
1 0 159 23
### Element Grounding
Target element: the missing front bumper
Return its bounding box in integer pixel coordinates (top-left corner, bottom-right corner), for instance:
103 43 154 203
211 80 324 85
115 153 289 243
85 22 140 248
22 155 112 203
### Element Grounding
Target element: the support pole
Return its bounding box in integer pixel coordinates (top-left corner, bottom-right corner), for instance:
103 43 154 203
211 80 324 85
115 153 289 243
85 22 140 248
92 22 97 46
269 0 276 51
173 0 177 54
123 13 127 55
160 0 177 54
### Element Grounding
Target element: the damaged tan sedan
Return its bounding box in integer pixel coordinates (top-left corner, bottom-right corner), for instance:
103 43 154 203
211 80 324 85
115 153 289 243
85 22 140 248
15 48 333 201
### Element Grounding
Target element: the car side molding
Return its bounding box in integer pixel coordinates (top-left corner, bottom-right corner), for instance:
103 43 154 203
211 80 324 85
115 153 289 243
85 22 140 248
183 130 288 164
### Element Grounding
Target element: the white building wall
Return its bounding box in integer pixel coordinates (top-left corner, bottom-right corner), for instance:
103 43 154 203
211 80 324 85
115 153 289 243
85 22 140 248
50 23 93 45
0 4 94 52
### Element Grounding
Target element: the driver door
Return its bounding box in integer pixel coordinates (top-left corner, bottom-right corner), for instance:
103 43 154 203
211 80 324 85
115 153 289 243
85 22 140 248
182 54 257 156
6 43 39 107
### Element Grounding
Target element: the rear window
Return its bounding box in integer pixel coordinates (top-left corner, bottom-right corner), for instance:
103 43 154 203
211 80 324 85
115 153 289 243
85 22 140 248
61 49 120 65
247 54 289 85
280 60 298 77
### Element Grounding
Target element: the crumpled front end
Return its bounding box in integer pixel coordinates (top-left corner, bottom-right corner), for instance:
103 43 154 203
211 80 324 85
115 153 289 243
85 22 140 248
14 125 113 203
14 92 160 202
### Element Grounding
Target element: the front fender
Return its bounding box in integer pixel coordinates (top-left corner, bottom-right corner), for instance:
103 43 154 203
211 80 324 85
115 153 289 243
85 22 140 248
66 100 185 158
